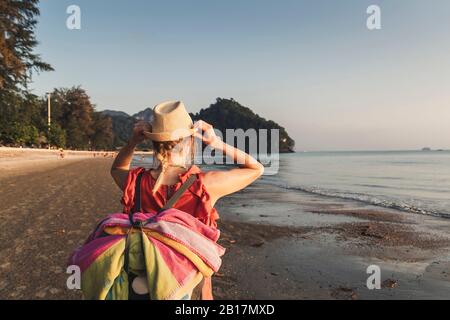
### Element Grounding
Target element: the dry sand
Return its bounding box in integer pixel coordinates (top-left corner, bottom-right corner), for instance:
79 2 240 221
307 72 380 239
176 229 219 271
0 147 114 180
0 152 449 299
0 154 121 299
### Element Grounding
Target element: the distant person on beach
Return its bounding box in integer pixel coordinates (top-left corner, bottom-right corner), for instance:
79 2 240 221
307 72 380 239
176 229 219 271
110 101 264 300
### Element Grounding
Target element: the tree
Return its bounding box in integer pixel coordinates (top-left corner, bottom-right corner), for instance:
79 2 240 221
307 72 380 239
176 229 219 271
46 86 116 150
0 0 53 92
7 122 39 146
48 123 66 148
91 112 113 150
49 87 95 149
0 90 22 144
0 0 53 147
0 90 47 147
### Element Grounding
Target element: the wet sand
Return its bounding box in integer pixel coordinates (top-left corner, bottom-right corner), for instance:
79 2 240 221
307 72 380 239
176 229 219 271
214 183 450 299
0 156 449 299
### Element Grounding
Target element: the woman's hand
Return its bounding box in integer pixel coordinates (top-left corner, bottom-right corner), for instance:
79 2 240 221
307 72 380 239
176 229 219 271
194 120 222 148
111 120 150 190
130 121 152 145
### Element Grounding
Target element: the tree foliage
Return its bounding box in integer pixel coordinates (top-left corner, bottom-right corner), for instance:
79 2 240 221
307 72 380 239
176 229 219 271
47 86 113 150
0 0 53 91
0 86 114 150
0 0 55 148
91 112 113 150
47 123 66 148
49 87 94 149
0 90 45 146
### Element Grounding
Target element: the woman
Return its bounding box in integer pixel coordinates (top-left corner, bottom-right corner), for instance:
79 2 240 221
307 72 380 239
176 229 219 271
110 100 264 300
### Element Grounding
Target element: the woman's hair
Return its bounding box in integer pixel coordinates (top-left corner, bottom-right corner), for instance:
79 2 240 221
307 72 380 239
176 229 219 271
151 136 195 193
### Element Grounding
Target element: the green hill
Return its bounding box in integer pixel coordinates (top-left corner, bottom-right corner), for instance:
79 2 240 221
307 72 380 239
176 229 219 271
191 98 295 153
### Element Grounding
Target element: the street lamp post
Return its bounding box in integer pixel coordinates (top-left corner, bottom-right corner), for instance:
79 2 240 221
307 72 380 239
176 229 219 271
46 92 51 149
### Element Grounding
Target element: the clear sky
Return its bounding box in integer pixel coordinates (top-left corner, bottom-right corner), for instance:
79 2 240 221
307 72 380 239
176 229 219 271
31 0 450 151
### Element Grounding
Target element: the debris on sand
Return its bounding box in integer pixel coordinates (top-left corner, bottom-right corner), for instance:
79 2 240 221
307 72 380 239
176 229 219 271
382 279 398 289
331 286 358 300
250 241 265 247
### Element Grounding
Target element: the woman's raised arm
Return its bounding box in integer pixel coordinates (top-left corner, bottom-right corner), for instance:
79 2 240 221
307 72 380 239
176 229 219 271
110 121 151 190
195 120 264 206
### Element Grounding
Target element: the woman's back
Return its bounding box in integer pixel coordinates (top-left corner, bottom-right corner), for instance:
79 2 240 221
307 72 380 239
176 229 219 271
121 165 219 228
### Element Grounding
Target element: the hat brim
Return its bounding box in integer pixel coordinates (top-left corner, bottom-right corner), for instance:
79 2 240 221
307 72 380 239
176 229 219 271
144 128 195 142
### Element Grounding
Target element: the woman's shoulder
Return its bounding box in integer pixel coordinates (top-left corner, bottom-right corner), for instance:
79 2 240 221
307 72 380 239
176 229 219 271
173 164 200 181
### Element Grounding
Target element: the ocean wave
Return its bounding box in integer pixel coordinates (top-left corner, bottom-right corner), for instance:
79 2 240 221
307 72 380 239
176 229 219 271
260 180 450 219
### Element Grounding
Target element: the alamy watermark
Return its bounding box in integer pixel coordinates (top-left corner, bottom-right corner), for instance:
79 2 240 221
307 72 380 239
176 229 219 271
367 5 381 30
63 5 383 32
198 128 280 174
366 265 381 290
66 5 81 30
66 265 81 290
168 127 282 175
65 5 381 31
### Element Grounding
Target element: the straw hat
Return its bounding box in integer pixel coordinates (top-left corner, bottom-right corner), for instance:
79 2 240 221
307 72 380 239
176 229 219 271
145 101 194 142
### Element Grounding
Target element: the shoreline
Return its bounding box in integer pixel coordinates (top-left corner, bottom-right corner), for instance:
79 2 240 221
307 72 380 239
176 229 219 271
264 182 450 221
0 157 449 299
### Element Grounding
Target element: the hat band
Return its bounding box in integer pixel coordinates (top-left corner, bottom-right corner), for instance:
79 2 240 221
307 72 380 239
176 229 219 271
145 128 195 142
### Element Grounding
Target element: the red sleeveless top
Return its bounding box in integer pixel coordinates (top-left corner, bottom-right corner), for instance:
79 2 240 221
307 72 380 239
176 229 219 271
121 165 219 228
121 165 219 299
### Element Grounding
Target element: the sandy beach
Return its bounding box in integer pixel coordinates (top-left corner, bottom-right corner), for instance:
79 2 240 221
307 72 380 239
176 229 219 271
0 147 115 180
0 151 449 299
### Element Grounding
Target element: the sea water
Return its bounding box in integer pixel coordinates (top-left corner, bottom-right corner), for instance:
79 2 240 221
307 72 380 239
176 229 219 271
262 150 450 219
133 150 450 219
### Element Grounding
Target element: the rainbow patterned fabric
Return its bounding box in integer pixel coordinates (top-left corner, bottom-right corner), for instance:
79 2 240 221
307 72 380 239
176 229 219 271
68 208 225 300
